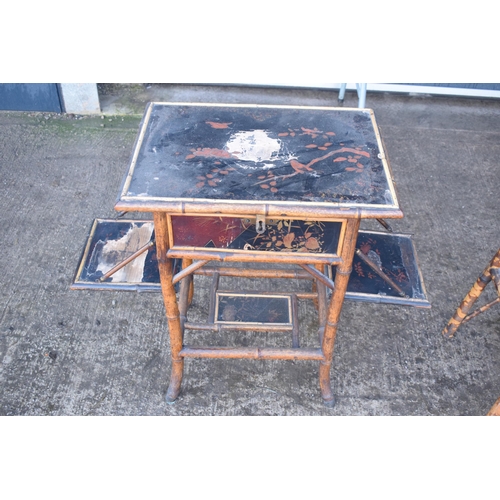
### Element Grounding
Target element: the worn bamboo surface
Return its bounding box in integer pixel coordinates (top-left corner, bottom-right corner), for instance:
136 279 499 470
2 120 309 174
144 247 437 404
167 247 342 266
179 346 324 360
299 264 335 290
172 259 210 284
442 248 500 338
319 217 361 406
195 265 312 280
184 322 294 332
178 263 193 336
115 199 404 220
207 273 220 323
153 212 184 402
183 258 195 306
315 264 328 327
291 295 300 348
487 396 500 416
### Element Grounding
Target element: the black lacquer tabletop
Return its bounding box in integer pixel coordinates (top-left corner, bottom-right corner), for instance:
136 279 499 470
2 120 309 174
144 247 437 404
118 103 400 213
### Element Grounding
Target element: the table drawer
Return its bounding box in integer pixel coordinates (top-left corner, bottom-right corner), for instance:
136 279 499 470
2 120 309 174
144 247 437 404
169 215 344 258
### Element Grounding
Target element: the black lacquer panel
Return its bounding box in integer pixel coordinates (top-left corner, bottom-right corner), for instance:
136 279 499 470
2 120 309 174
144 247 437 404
73 221 428 308
72 219 160 291
331 230 430 307
171 216 342 255
216 293 292 324
123 103 396 207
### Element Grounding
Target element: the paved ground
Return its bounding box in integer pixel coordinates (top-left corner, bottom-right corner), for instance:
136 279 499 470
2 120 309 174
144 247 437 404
0 84 498 415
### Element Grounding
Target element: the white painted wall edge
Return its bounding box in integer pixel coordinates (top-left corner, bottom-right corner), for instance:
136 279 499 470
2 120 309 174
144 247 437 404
59 83 101 114
234 83 500 99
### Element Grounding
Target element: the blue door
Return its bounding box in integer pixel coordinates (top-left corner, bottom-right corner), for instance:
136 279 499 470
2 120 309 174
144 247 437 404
0 84 63 112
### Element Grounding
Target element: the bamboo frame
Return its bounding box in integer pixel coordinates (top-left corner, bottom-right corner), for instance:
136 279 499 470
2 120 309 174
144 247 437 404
116 198 403 220
154 216 364 406
115 102 406 407
320 217 361 407
172 259 210 285
291 295 300 348
299 264 336 291
167 247 343 266
207 273 220 324
184 322 294 333
179 346 324 361
153 212 184 403
313 264 328 329
195 265 312 280
73 218 100 284
183 258 195 305
487 396 500 416
442 248 500 338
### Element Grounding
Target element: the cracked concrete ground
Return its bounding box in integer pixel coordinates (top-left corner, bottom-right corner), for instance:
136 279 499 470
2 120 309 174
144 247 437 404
0 84 498 415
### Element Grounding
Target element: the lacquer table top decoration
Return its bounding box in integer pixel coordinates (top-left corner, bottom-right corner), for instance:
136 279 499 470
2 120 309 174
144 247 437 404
115 102 401 218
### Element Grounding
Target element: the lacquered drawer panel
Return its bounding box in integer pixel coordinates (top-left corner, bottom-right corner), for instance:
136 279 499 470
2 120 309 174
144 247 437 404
169 215 344 257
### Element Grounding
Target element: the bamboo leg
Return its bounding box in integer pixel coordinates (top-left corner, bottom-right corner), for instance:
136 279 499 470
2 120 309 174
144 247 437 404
320 218 360 407
207 273 220 323
442 271 492 337
179 259 193 332
312 280 319 311
460 298 500 325
291 295 300 348
166 359 184 403
178 275 192 338
182 258 194 307
313 264 328 346
314 264 328 327
442 249 500 338
319 362 334 404
487 396 500 416
153 212 184 403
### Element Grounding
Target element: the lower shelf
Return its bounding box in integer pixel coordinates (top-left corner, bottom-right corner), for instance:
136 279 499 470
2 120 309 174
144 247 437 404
215 291 293 325
72 218 430 307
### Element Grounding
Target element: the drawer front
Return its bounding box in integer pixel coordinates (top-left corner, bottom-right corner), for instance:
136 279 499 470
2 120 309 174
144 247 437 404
170 215 344 257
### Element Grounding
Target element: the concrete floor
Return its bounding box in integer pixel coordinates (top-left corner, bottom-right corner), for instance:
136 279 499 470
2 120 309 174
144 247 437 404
0 84 498 415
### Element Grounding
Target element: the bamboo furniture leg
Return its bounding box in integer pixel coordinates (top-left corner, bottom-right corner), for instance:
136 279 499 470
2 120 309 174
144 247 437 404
487 396 500 416
442 248 500 338
315 264 328 327
320 218 360 407
153 212 185 403
181 258 194 308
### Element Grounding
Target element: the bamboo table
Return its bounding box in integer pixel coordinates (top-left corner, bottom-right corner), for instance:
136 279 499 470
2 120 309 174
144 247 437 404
114 102 403 406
